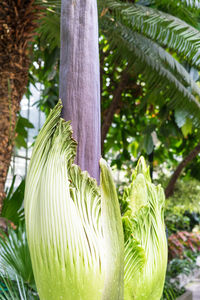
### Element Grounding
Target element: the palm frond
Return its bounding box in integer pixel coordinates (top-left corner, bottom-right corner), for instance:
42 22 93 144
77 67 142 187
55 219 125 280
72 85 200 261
0 224 35 288
120 27 200 96
0 274 38 300
35 0 60 10
156 0 200 10
101 18 200 126
102 0 200 66
153 0 199 27
2 177 25 226
37 13 60 51
181 0 200 8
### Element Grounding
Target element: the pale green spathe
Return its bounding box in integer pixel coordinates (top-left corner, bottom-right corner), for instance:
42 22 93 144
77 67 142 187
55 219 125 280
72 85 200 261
24 101 124 300
100 158 124 300
123 157 168 300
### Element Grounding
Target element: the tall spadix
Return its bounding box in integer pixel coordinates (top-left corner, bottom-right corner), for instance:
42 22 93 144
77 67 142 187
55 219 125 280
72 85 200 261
59 0 101 182
24 101 124 300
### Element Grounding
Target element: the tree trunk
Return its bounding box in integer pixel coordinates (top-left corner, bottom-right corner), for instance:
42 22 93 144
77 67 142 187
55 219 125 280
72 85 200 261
59 0 101 183
0 1 39 212
101 69 130 152
165 142 200 198
101 68 142 153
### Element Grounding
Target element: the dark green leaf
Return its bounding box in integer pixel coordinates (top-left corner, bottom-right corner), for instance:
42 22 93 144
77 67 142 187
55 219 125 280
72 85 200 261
143 134 154 154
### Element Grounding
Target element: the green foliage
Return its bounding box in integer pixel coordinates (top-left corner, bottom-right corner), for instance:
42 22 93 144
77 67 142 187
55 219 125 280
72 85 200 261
167 177 200 213
99 0 200 129
0 224 35 289
15 115 34 149
155 176 200 234
154 0 200 13
161 250 199 299
161 277 185 300
100 19 200 127
186 154 200 181
0 274 38 300
99 32 200 170
105 1 200 66
165 212 190 235
29 46 59 116
174 109 193 137
37 14 60 52
143 134 154 155
167 256 196 277
1 176 25 226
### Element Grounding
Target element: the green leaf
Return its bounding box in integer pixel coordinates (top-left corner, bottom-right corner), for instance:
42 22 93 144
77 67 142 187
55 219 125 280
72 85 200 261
105 0 200 66
129 140 139 158
17 117 34 129
174 109 187 128
143 134 154 154
181 118 193 137
0 224 35 288
15 135 28 149
15 116 34 149
2 178 25 225
0 273 38 300
100 3 200 128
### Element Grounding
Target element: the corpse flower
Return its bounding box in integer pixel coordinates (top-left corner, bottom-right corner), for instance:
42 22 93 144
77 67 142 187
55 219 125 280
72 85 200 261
24 101 124 300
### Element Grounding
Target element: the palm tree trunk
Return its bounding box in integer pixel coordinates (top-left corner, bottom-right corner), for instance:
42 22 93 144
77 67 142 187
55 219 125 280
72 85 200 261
0 80 21 211
165 142 200 198
0 0 40 212
59 0 101 183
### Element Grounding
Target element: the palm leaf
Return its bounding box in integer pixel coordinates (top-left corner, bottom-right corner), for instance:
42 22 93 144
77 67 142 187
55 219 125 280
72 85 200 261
145 0 198 31
0 224 35 288
101 18 200 127
0 274 38 300
37 14 60 51
2 177 25 226
103 0 200 66
155 0 200 10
